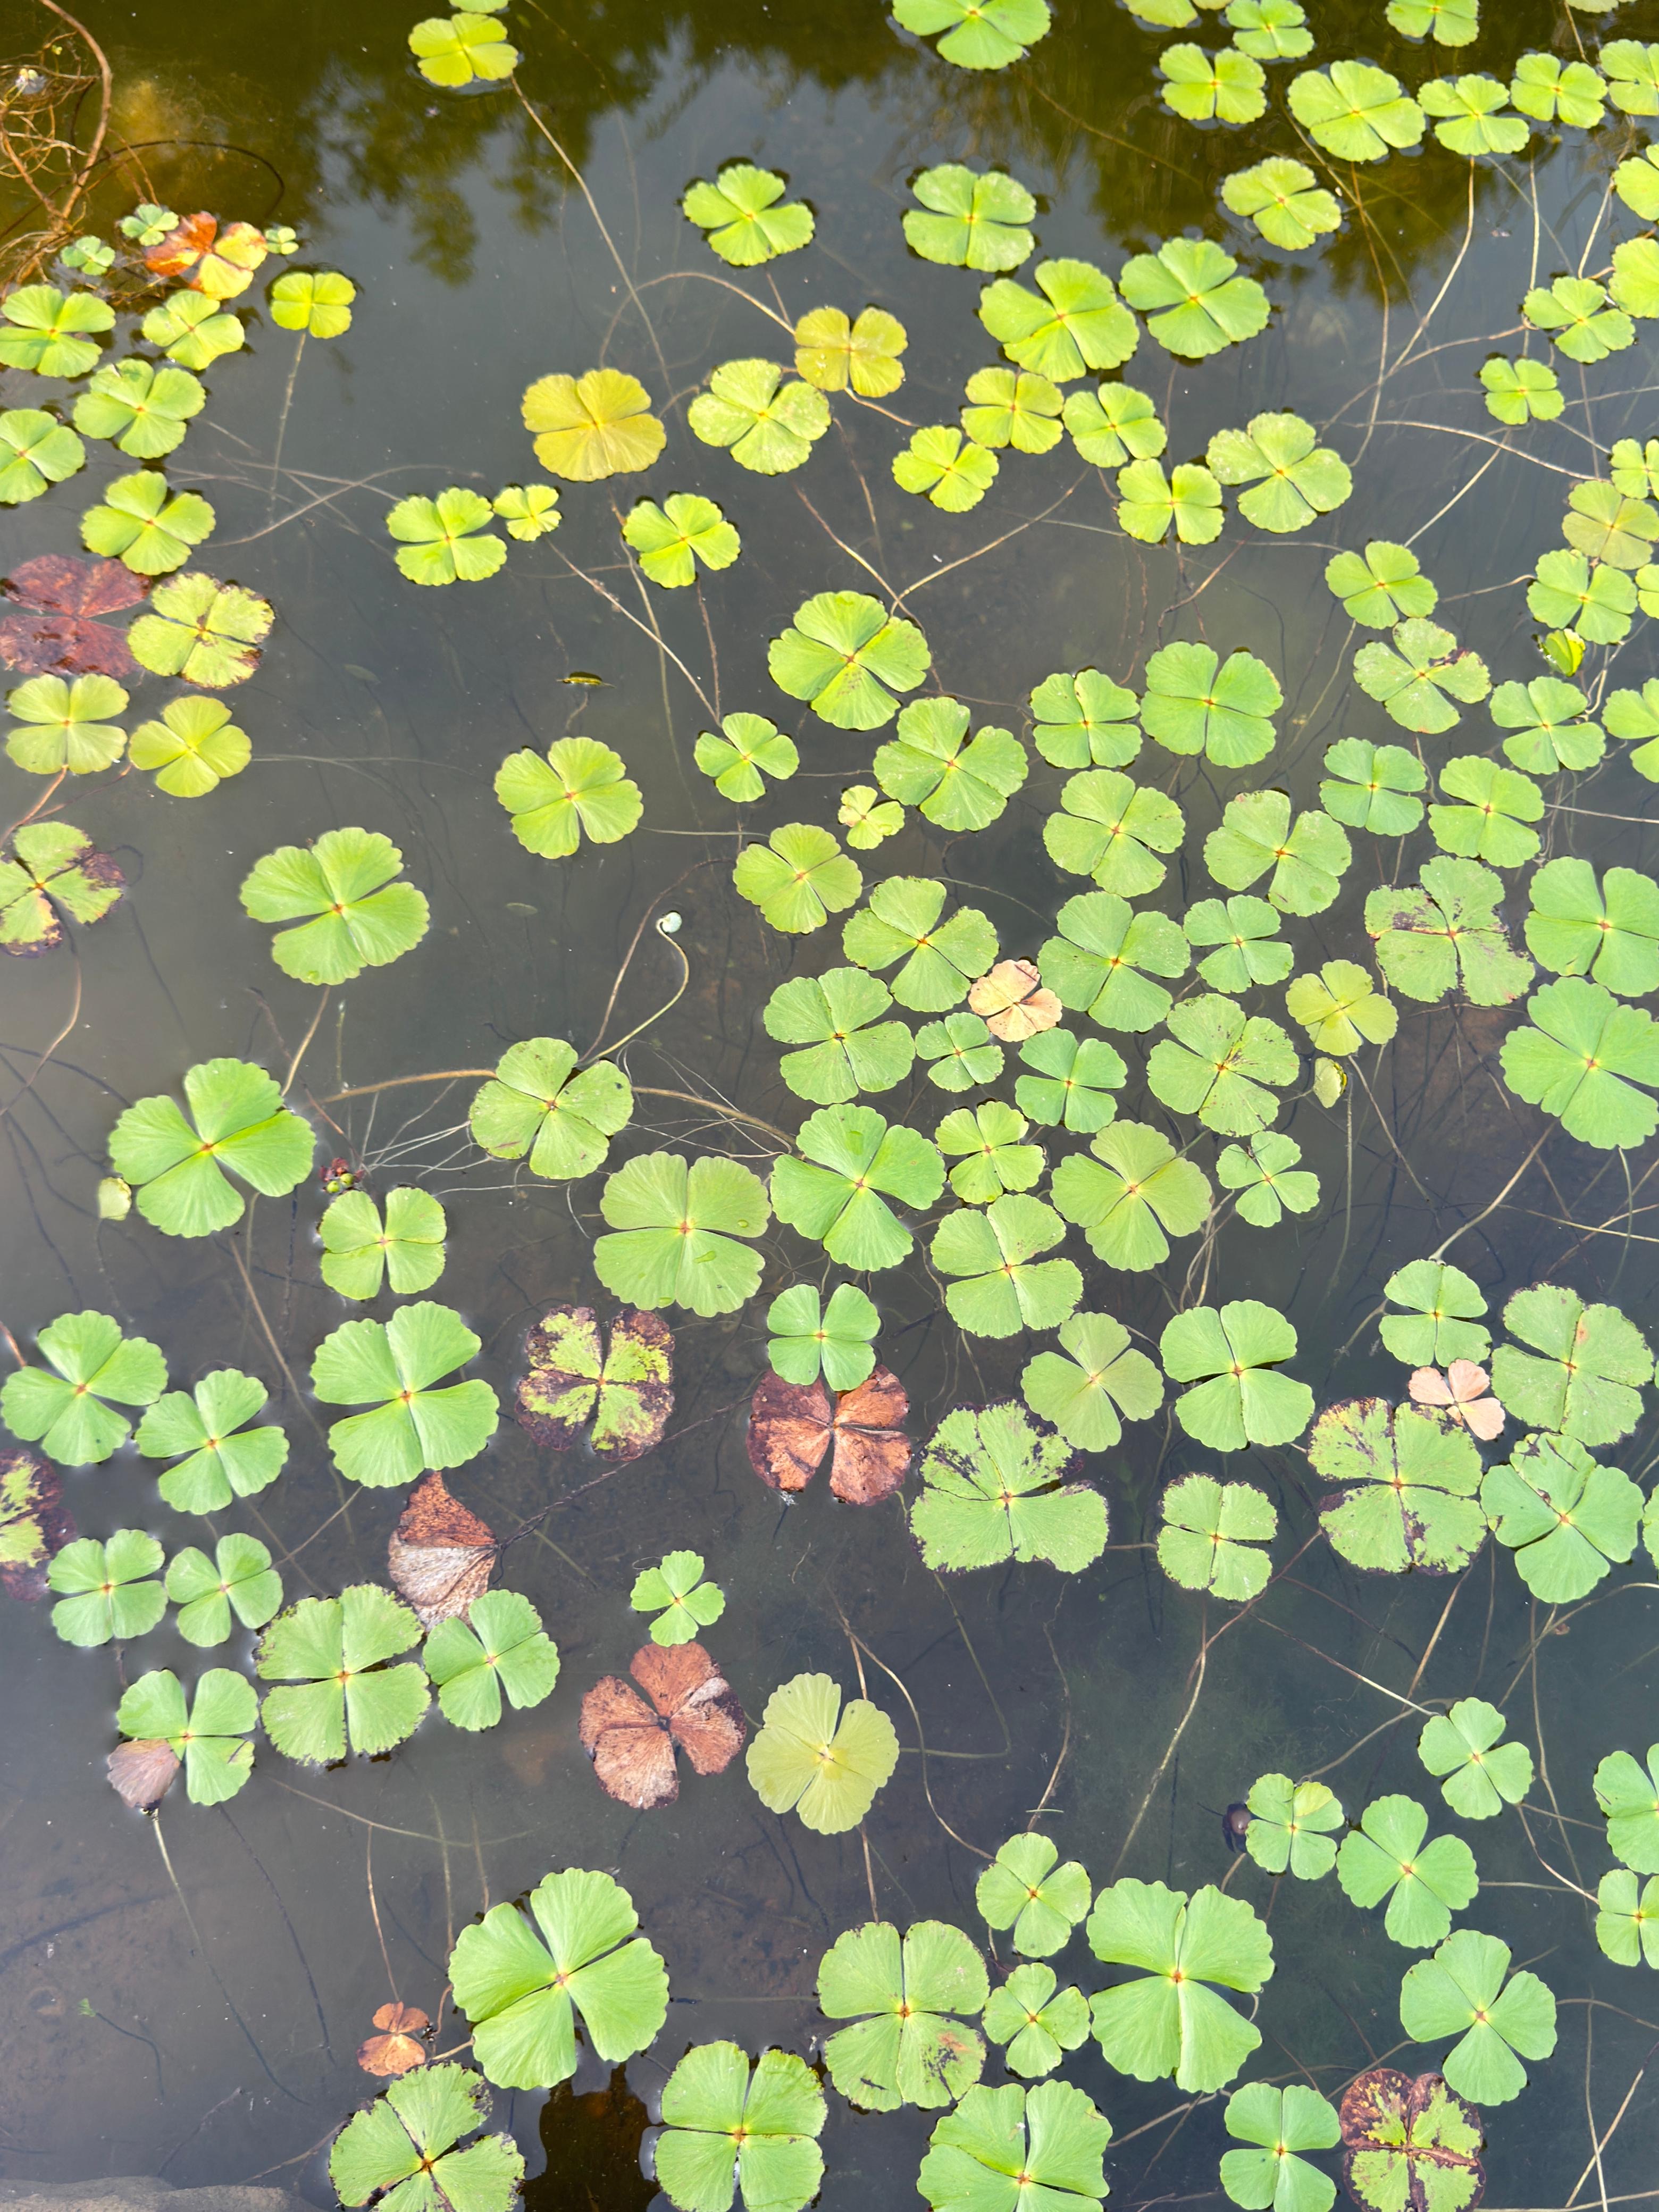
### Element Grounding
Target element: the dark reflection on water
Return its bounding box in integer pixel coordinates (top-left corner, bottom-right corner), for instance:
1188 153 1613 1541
1 0 1656 2203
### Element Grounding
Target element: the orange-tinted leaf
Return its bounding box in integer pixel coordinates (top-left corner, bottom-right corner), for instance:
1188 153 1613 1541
969 958 1063 1042
1409 1360 1505 1442
386 1471 495 1627
106 1739 180 1812
578 1641 745 1809
747 1370 834 1492
147 211 220 280
745 1367 911 1504
147 212 266 298
357 2000 430 2077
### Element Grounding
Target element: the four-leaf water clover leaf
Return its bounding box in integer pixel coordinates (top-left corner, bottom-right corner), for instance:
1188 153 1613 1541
1142 641 1281 767
73 360 204 458
129 697 249 795
1338 2070 1485 2212
1217 1132 1320 1227
1028 668 1141 770
818 1919 986 2113
1285 961 1397 1057
1287 62 1425 161
893 424 999 512
1065 381 1166 468
522 368 666 481
5 671 127 775
1387 0 1477 41
843 877 999 1013
1221 2083 1339 2212
409 10 518 84
330 2065 522 2211
311 1302 499 1487
894 0 1052 70
1420 74 1529 156
976 1834 1091 1958
1611 235 1659 320
135 1368 288 1511
0 408 84 505
1355 619 1489 735
269 269 355 337
1562 479 1659 570
1052 1120 1212 1271
656 2042 826 2212
1119 237 1271 359
1479 355 1562 425
1320 739 1427 836
1606 680 1659 778
696 711 798 802
1014 1028 1127 1131
748 1673 900 1836
109 1056 312 1237
766 1282 880 1393
1526 859 1659 996
1149 995 1298 1137
1087 1879 1273 2093
961 367 1063 455
595 1153 770 1316
0 285 112 376
1501 977 1659 1149
1157 1475 1277 1601
80 470 214 577
1439 758 1547 865
47 1529 165 1646
982 1965 1091 2079
1418 1698 1535 1821
1527 549 1635 643
1205 791 1351 915
1482 1430 1641 1602
912 1402 1107 1573
1490 677 1604 774
764 967 914 1105
1243 1774 1345 1879
794 305 908 396
1491 1282 1654 1445
1381 1261 1490 1368
515 1306 673 1461
1021 1311 1162 1452
736 823 863 931
1116 457 1222 546
1226 0 1313 62
1614 143 1659 221
449 1866 669 2090
918 2081 1110 2212
1161 1301 1314 1452
141 290 245 371
1366 857 1533 1008
1183 897 1292 992
112 1666 258 1807
1336 1796 1478 1948
1208 413 1352 533
768 591 930 732
1045 769 1185 896
127 571 273 687
496 736 642 857
1325 540 1437 627
623 494 739 589
773 1103 943 1270
873 699 1028 831
1 1311 165 1466
904 164 1036 272
978 258 1137 382
320 1186 446 1301
689 359 830 476
493 481 560 540
682 163 813 266
164 1533 282 1646
1040 889 1190 1030
1596 1746 1659 1873
1523 276 1633 364
1596 1869 1659 1967
931 1194 1081 1338
425 1590 561 1730
257 1582 430 1761
1398 1930 1557 2104
1221 157 1339 252
1160 43 1267 124
937 1101 1043 1205
468 1038 632 1181
631 1549 725 1645
240 826 429 984
1310 1398 1485 1574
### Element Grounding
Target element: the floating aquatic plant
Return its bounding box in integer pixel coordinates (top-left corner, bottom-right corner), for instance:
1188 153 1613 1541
817 1918 986 2108
748 1673 899 1834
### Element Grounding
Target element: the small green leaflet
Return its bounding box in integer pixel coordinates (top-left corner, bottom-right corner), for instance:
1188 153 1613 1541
622 494 739 589
1207 413 1352 533
386 488 504 584
1526 859 1659 996
937 1101 1043 1205
1221 2084 1338 2212
135 1368 287 1512
695 713 798 803
747 1673 899 1834
918 2081 1110 2212
269 269 355 337
164 1534 282 1646
904 164 1036 272
1028 669 1142 770
311 1302 498 1487
0 283 113 376
141 291 244 371
911 1403 1107 1573
409 11 517 85
1418 1699 1534 1821
1217 1132 1320 1227
930 1194 1081 1338
1596 1744 1659 1874
1606 680 1659 779
240 826 429 985
1116 457 1222 546
1051 1120 1212 1271
426 1591 561 1730
976 1834 1091 1958
1336 1795 1478 1948
1419 73 1528 156
330 2065 523 2212
768 592 930 731
108 1057 312 1237
1183 896 1291 992
1160 44 1267 125
257 1583 429 1762
1 822 124 953
1087 1879 1273 2093
1160 1301 1313 1452
48 1529 165 1646
1596 1869 1659 1968
1020 1311 1162 1451
0 407 84 503
843 877 998 1013
1380 1260 1490 1367
1285 961 1397 1057
1157 1474 1277 1602
1014 1029 1126 1131
1243 1774 1344 1879
1398 1929 1557 2104
689 358 830 475
1523 276 1633 365
961 366 1063 455
596 1153 770 1316
320 1186 446 1301
1040 888 1189 1031
1528 549 1635 643
113 1666 257 1807
735 824 864 932
630 1549 726 1645
772 1104 944 1271
766 1281 879 1393
128 572 272 688
468 1038 632 1182
1227 0 1313 62
130 697 250 796
5 672 127 776
817 1918 986 2111
982 1964 1091 2079
1065 383 1166 470
1480 355 1562 425
1310 1398 1485 1574
681 164 813 267
1492 673 1603 775
1367 858 1535 1008
1221 158 1339 252
656 2042 825 2212
1388 0 1478 41
1490 1281 1653 1448
495 482 560 540
1500 978 1659 1150
894 424 999 512
795 307 908 397
2 1311 165 1467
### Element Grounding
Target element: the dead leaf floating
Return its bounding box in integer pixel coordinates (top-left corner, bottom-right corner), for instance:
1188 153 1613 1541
1408 1360 1505 1442
106 1739 181 1813
0 554 145 678
578 1641 745 1810
387 1471 495 1628
357 2000 430 2077
0 1446 77 1601
746 1365 912 1505
968 958 1062 1043
515 1305 673 1462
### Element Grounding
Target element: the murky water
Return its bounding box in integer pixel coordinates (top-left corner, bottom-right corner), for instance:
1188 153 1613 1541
3 1 1657 2204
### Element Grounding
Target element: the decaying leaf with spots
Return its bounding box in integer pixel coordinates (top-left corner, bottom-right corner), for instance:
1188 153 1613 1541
386 1471 495 1628
0 1447 75 1600
358 2001 430 2078
578 1640 746 1809
514 1306 673 1462
745 1366 912 1504
1339 2068 1484 2212
0 554 144 678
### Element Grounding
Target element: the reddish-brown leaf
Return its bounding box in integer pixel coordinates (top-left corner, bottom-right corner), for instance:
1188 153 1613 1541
0 1447 76 1601
7 555 149 619
145 210 219 280
386 1472 495 1628
1 557 145 678
968 958 1063 1043
745 1368 911 1505
357 2000 430 2077
1339 2067 1485 2212
106 1739 181 1812
578 1641 745 1809
515 1305 674 1462
0 615 138 679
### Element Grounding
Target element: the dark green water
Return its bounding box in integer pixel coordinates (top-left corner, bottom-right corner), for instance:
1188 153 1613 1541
2 1 1657 2205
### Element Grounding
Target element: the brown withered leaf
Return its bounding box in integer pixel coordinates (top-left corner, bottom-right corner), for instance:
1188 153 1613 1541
387 1472 495 1627
746 1365 911 1505
1339 2067 1485 2211
968 958 1062 1043
106 1739 181 1813
515 1305 673 1462
0 1446 76 1601
0 555 145 678
1409 1360 1505 1443
358 2000 430 2077
578 1641 745 1810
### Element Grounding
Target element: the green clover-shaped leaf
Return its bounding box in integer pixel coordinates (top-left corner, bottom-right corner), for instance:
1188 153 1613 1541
1243 1774 1344 1879
48 1529 165 1646
1310 1398 1485 1573
426 1590 560 1730
109 1057 312 1237
689 358 830 475
912 1403 1107 1573
1161 1301 1313 1452
622 493 739 589
1020 1311 1161 1451
1051 1119 1212 1270
164 1532 282 1647
919 2081 1108 2212
1336 1796 1478 1948
240 826 429 983
595 1153 770 1316
894 0 1052 70
682 163 812 266
1157 1475 1277 1601
843 877 998 1012
1013 1028 1126 1129
734 822 863 931
768 591 930 731
496 736 642 857
1116 457 1221 544
330 2064 522 2210
468 1038 631 1181
5 670 127 775
1418 1698 1534 1821
0 407 84 504
522 368 665 481
1217 1131 1320 1227
904 165 1035 272
311 1302 498 1487
1183 896 1291 992
1325 540 1438 627
1087 1879 1272 2093
1380 1261 1490 1367
794 305 908 395
749 1675 900 1836
1526 858 1659 995
129 696 250 796
630 1548 726 1645
1208 412 1351 532
657 2042 825 2212
764 967 915 1104
982 1964 1091 2079
1366 857 1533 1008
136 1368 288 1512
1501 978 1659 1147
1287 61 1423 160
2 1311 165 1467
694 711 798 802
978 258 1137 381
1044 769 1185 896
1398 1930 1556 2104
409 10 518 84
1221 156 1338 250
0 284 112 376
320 1185 446 1301
893 424 999 511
